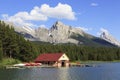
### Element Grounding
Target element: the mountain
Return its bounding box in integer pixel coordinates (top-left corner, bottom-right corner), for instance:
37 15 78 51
36 21 95 44
4 21 117 47
35 21 116 47
4 21 38 41
100 30 120 47
35 21 77 43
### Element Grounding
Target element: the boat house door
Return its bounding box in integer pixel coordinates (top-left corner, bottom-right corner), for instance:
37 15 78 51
61 60 65 67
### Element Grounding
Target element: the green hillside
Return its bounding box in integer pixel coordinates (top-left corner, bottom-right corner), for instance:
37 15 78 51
70 33 116 47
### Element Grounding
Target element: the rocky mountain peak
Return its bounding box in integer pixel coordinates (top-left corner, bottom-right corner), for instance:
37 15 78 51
51 21 70 31
55 21 64 25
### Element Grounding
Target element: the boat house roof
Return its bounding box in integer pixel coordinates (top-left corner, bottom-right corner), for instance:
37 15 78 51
35 53 64 62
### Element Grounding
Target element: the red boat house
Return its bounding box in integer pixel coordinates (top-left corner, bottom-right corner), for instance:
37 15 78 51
34 53 70 67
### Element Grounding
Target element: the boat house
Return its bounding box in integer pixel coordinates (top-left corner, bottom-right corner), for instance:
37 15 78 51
34 53 70 67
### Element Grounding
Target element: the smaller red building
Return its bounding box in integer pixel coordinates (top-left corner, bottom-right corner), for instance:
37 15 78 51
34 53 70 67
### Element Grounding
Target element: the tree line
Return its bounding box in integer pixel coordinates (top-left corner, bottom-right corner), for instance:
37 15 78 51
33 42 120 61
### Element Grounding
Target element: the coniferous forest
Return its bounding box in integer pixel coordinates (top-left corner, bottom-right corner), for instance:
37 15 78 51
0 21 38 62
1 20 120 63
33 42 120 61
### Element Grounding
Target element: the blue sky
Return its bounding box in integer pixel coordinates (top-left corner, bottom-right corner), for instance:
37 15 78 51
0 0 120 40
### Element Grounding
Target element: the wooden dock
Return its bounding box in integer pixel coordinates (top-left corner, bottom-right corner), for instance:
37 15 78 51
70 63 96 67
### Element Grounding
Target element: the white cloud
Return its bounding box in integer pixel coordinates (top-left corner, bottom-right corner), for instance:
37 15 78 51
2 14 9 19
100 28 109 35
100 28 109 33
1 3 76 28
91 3 99 7
2 13 37 28
76 26 92 31
40 3 76 20
97 28 109 36
39 24 49 29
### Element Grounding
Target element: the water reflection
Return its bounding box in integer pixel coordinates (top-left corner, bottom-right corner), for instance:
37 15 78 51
57 67 70 80
1 63 120 80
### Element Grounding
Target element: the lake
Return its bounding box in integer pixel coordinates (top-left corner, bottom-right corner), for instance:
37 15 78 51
0 62 120 80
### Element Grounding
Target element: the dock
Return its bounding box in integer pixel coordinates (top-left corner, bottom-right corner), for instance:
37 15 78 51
70 63 96 67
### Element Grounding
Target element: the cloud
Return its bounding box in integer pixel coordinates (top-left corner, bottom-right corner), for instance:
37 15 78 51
76 26 92 31
2 14 9 19
2 13 37 28
100 28 109 33
91 3 99 7
1 3 76 27
40 3 76 20
39 24 49 29
97 28 109 36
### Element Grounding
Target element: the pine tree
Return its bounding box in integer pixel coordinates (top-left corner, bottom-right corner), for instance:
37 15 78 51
0 20 39 62
0 40 3 61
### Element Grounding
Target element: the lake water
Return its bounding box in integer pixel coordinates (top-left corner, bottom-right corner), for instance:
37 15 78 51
0 63 120 80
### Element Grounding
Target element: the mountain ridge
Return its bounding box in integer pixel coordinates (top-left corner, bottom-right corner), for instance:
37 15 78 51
4 20 118 47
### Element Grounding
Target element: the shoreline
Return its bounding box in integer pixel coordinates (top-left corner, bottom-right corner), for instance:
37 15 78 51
1 60 120 69
71 60 120 64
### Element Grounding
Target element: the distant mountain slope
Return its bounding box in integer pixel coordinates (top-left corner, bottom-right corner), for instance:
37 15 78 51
100 30 120 47
4 21 38 41
70 33 116 47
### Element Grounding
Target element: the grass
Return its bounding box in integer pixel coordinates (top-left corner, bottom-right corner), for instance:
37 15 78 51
0 58 21 68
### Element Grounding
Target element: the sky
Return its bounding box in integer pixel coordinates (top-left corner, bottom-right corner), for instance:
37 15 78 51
0 0 120 40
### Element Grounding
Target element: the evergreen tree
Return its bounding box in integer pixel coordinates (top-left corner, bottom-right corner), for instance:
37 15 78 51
0 40 3 61
0 20 39 62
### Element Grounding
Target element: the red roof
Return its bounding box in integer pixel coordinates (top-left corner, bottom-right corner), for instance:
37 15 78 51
35 53 64 62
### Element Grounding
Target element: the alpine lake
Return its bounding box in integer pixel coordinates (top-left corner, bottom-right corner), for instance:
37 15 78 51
0 62 120 80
